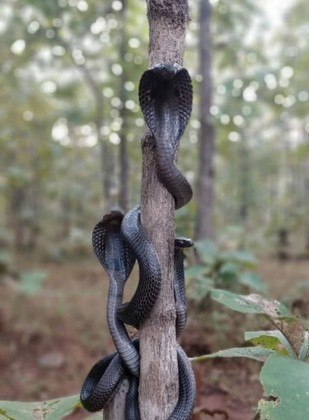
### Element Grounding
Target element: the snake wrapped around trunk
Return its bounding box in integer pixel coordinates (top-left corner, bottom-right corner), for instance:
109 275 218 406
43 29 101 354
81 63 196 418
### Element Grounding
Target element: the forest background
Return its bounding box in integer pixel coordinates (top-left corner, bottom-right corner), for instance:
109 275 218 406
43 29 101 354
1 0 308 254
0 0 308 418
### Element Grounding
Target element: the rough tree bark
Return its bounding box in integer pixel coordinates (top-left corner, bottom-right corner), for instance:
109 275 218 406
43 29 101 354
104 379 129 420
105 1 190 418
194 0 215 241
118 0 129 212
139 1 189 418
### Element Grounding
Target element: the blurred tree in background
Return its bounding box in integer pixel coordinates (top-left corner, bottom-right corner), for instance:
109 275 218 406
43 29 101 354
0 0 308 256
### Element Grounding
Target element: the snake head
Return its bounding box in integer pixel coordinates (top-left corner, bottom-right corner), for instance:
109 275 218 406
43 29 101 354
101 210 124 231
92 211 136 278
175 237 194 249
139 64 192 147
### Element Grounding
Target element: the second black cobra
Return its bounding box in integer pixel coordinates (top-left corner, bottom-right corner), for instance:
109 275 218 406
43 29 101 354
80 63 196 418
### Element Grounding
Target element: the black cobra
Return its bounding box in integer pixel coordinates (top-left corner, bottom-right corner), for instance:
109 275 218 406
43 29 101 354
81 63 196 418
139 63 193 209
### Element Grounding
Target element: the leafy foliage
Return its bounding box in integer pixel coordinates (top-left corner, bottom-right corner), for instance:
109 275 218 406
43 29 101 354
191 346 276 363
186 240 267 301
192 290 309 419
210 289 290 317
0 0 307 256
0 395 81 420
258 355 309 420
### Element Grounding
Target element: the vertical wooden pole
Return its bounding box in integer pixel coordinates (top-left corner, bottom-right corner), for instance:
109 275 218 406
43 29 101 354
139 1 189 418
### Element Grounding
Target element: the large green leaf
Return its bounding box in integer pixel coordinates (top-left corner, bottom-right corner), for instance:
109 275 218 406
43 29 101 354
258 355 309 420
211 289 291 317
0 394 81 420
245 331 294 357
191 346 275 363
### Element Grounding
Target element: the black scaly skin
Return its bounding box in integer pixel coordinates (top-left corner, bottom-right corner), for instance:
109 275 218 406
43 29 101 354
174 238 194 337
80 351 125 412
118 206 162 328
81 345 196 418
81 340 140 413
125 377 140 420
91 212 139 376
139 63 193 209
80 216 196 416
170 347 196 420
81 64 196 418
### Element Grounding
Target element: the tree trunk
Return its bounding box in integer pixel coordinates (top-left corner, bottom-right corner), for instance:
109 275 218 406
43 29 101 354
139 1 189 418
104 379 130 420
118 0 129 212
194 0 215 241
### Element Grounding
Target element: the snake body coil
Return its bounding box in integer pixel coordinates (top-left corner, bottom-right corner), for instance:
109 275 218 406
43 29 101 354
81 63 196 418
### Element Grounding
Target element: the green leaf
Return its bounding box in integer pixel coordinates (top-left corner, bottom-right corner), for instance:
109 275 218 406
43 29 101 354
239 272 268 293
211 289 291 318
298 330 309 361
273 317 307 357
258 355 309 420
19 270 48 295
245 331 294 357
0 395 81 420
191 346 275 363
